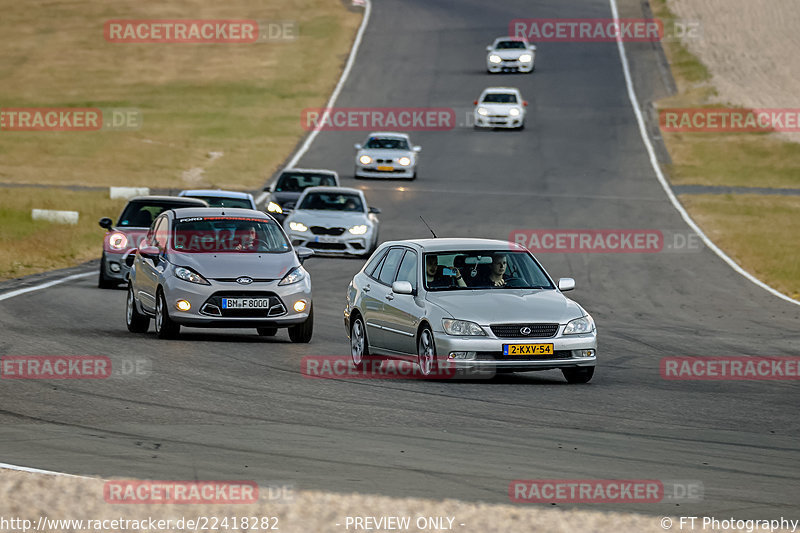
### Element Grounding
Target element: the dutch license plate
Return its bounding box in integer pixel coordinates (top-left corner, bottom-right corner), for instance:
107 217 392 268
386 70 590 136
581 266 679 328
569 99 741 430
376 166 394 171
503 343 554 356
222 298 271 309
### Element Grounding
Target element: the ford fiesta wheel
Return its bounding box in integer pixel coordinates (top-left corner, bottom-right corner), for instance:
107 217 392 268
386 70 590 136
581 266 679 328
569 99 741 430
155 289 180 339
125 284 149 333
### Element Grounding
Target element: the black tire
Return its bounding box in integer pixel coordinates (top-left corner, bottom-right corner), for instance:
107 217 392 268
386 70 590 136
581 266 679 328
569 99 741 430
416 325 437 377
349 314 371 369
155 289 180 339
98 257 116 289
125 284 150 333
257 327 278 336
562 367 594 384
409 170 417 181
288 305 313 343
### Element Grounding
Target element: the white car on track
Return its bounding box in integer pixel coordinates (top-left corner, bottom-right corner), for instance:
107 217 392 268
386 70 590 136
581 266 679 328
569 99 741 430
354 132 420 180
283 187 381 257
473 87 527 129
486 37 536 73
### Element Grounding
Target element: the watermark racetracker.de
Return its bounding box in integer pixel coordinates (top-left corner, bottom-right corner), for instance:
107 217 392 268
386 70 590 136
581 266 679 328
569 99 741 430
103 480 293 504
0 356 151 380
660 357 800 381
301 107 456 131
104 20 297 43
509 229 704 253
509 479 703 503
0 108 141 132
660 108 800 133
301 356 496 380
508 18 701 42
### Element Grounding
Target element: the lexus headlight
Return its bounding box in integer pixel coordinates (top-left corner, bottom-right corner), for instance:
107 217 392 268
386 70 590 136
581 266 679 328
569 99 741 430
509 108 520 117
359 155 372 165
348 225 368 235
279 266 307 286
519 53 533 63
563 315 595 335
477 107 488 116
174 266 210 285
108 232 128 250
267 201 283 214
289 221 308 232
397 156 411 166
442 319 486 336
488 54 501 64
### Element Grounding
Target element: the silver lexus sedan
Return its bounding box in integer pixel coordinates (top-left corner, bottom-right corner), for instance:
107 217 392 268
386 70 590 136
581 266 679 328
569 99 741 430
343 238 597 382
125 208 314 341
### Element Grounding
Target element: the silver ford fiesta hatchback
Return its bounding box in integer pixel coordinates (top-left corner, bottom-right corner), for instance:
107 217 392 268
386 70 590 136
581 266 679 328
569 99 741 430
125 208 314 341
344 238 597 382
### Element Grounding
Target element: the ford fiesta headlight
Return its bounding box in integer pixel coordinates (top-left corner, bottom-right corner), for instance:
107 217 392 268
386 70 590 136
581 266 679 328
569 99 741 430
289 221 308 232
278 266 307 286
267 201 283 214
359 155 372 165
397 156 411 166
442 319 486 336
519 53 533 63
563 315 595 335
488 54 501 64
174 266 210 285
477 107 488 116
509 108 520 117
348 225 368 235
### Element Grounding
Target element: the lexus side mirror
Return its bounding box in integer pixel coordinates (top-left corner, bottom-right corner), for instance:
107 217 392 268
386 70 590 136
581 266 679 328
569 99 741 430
558 278 575 291
296 246 314 264
392 281 414 295
99 217 113 230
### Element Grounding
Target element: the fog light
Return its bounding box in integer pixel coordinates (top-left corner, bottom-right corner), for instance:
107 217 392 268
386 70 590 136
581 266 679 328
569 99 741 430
574 349 595 358
176 300 191 311
109 262 121 273
293 300 307 312
448 351 476 360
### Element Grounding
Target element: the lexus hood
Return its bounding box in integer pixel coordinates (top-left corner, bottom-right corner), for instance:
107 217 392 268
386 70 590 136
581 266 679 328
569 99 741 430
425 289 585 325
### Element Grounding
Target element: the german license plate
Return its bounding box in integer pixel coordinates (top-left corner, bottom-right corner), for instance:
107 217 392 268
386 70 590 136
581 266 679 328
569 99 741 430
222 298 271 309
314 236 338 243
376 166 394 171
503 343 554 356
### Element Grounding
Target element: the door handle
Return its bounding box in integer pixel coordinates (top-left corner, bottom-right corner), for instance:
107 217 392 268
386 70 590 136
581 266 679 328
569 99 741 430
385 294 394 301
363 284 371 293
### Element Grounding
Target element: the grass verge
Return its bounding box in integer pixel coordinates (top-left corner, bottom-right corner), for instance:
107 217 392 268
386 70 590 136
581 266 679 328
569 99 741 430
652 0 800 299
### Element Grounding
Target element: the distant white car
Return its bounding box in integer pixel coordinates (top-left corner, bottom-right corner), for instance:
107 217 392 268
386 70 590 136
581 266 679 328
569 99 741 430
486 37 536 73
473 87 528 130
283 187 381 257
354 132 420 180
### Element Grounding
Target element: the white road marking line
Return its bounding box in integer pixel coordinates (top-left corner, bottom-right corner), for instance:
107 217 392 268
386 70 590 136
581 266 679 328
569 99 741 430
0 272 93 302
256 0 373 207
0 462 91 478
609 0 799 306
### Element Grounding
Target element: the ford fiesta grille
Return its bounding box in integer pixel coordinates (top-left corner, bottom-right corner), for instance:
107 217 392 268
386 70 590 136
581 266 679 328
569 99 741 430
201 291 286 318
490 323 559 338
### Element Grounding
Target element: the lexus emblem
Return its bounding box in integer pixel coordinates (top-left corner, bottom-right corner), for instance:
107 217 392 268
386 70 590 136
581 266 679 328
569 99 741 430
236 277 253 285
520 326 532 335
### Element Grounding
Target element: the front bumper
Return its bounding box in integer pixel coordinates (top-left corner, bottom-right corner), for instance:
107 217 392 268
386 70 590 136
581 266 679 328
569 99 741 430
288 232 372 256
161 276 312 328
474 113 524 128
433 330 596 372
355 164 415 178
487 59 534 73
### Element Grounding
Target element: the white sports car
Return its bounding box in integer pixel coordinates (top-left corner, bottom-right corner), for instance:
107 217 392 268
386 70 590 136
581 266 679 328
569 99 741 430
486 37 536 73
283 187 381 257
473 87 527 129
354 132 420 180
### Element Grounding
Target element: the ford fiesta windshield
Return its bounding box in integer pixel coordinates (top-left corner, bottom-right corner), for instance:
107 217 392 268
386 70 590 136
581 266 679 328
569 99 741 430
171 217 290 253
423 251 554 291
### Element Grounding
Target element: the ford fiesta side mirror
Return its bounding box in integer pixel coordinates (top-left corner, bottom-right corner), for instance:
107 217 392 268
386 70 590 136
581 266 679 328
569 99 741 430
558 278 575 291
99 217 113 230
138 245 161 261
296 246 314 264
392 281 414 295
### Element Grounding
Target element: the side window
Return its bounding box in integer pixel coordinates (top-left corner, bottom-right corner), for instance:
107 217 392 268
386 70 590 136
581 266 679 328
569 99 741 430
376 248 405 286
395 250 418 289
365 249 387 279
153 217 169 250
